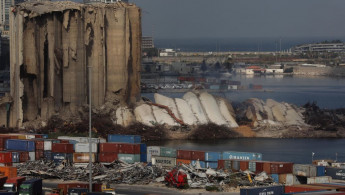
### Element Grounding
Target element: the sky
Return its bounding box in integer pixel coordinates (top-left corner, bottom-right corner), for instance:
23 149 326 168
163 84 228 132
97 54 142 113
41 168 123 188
131 0 345 39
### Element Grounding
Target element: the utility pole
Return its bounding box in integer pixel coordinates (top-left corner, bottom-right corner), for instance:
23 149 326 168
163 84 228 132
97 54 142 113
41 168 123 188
88 65 92 192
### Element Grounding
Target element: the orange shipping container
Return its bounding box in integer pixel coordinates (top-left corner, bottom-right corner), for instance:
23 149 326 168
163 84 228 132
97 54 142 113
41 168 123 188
176 159 191 166
0 166 17 179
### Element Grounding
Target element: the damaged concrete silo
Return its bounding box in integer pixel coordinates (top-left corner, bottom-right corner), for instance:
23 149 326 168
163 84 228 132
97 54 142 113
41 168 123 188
7 1 141 127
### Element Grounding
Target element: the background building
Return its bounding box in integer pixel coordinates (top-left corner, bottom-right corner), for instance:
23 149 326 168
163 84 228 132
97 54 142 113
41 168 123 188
142 36 154 49
292 42 345 54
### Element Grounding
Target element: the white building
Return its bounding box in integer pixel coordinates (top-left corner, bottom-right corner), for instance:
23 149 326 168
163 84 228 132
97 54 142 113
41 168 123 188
159 49 176 57
292 43 345 54
265 69 284 74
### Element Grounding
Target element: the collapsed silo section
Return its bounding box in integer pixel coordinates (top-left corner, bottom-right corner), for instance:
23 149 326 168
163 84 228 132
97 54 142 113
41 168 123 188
8 1 141 127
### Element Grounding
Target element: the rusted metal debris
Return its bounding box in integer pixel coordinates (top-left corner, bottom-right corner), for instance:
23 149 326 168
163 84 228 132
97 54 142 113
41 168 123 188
16 160 276 190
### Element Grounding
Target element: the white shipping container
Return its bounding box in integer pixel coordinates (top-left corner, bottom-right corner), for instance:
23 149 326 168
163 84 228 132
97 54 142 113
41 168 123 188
12 163 21 167
44 140 53 151
75 143 98 153
307 176 332 184
57 136 106 143
152 156 176 167
279 174 302 186
73 163 89 168
29 152 35 161
25 135 36 139
146 146 161 162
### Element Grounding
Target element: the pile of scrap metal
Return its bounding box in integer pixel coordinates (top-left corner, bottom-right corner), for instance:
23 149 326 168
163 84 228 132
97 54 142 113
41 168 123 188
17 160 163 185
16 160 275 190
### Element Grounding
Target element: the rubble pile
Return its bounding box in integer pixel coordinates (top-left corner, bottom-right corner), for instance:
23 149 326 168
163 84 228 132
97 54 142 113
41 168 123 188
234 98 307 128
16 160 276 190
17 160 164 184
303 102 345 132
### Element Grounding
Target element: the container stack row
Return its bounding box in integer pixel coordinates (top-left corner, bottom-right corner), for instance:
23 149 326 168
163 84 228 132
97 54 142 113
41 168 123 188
148 147 263 169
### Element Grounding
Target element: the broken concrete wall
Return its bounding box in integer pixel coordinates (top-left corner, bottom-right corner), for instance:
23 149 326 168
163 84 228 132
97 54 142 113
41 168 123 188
8 1 141 127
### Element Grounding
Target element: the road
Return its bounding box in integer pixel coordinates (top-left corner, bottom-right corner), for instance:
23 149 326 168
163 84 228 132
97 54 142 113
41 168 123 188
43 179 239 195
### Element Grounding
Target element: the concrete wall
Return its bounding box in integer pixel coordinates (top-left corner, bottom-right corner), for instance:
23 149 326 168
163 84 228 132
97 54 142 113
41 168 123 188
292 66 345 76
6 1 141 127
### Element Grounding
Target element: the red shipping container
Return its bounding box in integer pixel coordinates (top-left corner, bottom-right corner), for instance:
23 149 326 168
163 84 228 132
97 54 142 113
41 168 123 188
93 183 103 192
59 140 70 144
177 150 192 160
262 161 293 174
6 176 26 187
118 144 140 154
0 136 11 151
58 183 89 195
285 185 328 193
52 143 74 153
58 182 102 195
34 140 44 150
240 161 249 171
255 161 264 173
217 160 225 169
99 143 119 153
191 151 205 161
34 135 43 138
0 152 12 163
35 150 44 160
98 153 118 163
19 151 29 162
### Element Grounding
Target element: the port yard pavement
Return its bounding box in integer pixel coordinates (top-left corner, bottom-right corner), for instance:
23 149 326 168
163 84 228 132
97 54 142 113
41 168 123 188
42 179 240 195
114 184 240 195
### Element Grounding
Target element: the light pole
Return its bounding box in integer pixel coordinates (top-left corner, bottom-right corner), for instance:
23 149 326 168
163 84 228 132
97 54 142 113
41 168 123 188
88 65 92 192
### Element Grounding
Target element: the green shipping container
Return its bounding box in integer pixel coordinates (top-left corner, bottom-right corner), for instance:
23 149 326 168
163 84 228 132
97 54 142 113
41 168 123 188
160 147 177 158
118 154 140 164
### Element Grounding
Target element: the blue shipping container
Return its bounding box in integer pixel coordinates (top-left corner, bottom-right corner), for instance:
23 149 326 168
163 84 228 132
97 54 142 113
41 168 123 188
222 151 262 161
68 188 89 195
206 161 218 169
107 135 141 144
52 153 73 164
11 152 19 163
68 140 78 150
191 160 206 168
240 185 284 195
325 167 345 180
6 139 35 152
44 151 52 161
140 144 147 154
205 152 222 161
271 174 279 183
40 134 49 139
209 85 220 90
140 153 147 163
316 166 325 176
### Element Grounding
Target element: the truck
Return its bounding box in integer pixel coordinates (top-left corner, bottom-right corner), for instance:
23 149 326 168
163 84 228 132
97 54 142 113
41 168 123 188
3 177 26 192
18 178 42 195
